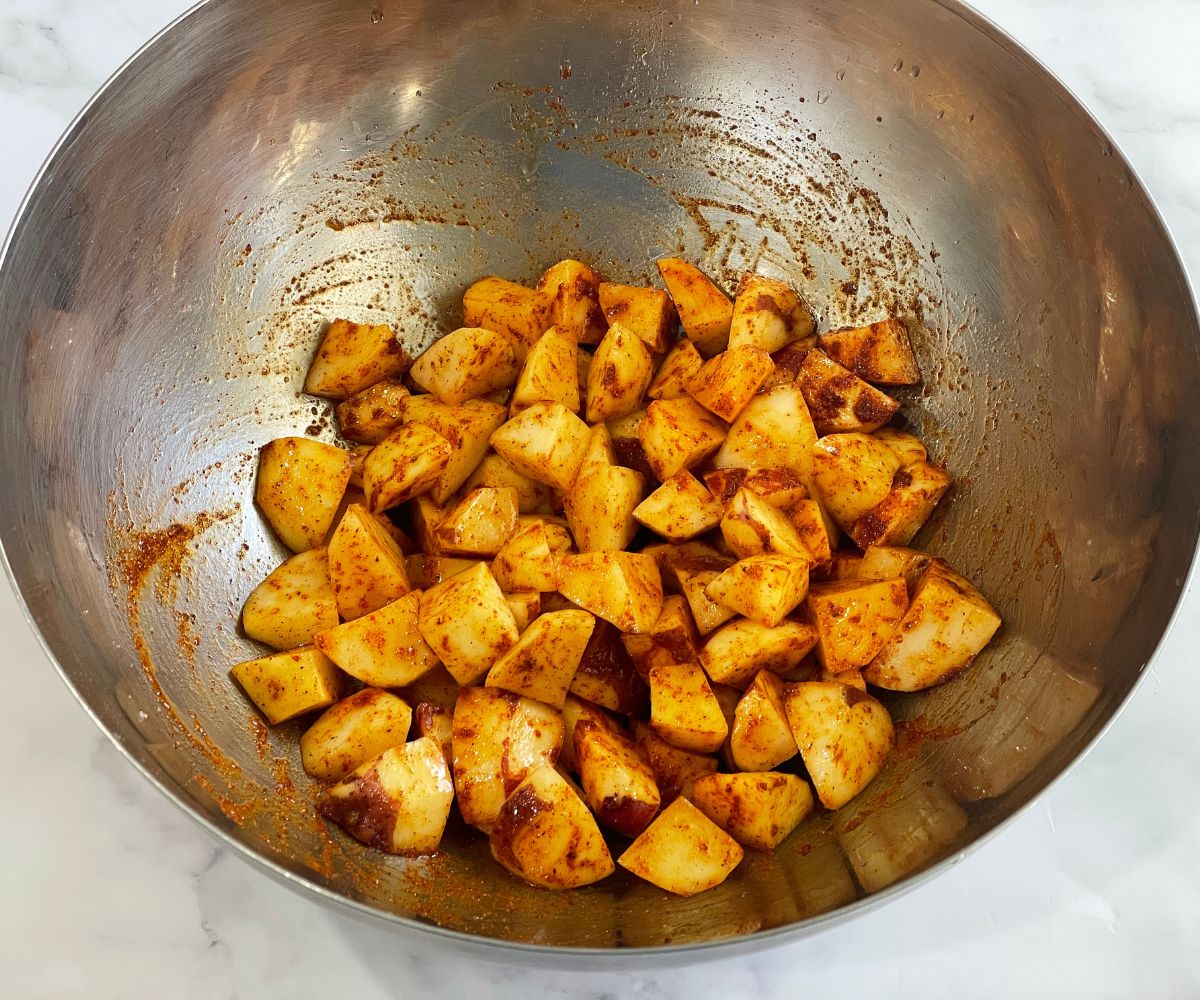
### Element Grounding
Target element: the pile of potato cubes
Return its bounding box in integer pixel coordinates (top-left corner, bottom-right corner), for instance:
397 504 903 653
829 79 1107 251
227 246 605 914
231 257 1001 896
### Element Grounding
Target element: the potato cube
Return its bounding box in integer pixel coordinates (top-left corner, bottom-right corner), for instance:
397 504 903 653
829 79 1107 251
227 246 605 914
822 551 865 581
559 694 621 773
795 349 899 435
486 609 596 708
730 670 798 772
639 397 728 480
403 554 481 589
565 465 644 552
648 339 704 400
649 661 728 753
647 594 701 661
700 618 819 687
632 470 721 541
812 432 903 531
304 318 411 399
410 326 519 405
857 545 932 592
490 401 592 491
334 378 409 444
315 592 439 687
819 318 920 385
490 764 615 889
657 258 733 357
462 276 552 360
848 461 953 549
575 719 661 837
632 721 718 802
569 620 649 715
789 498 835 571
728 273 815 353
347 444 371 489
419 562 518 685
720 487 812 560
319 737 454 855
585 321 655 423
493 520 568 593
703 467 807 512
256 438 353 552
713 386 818 485
806 578 908 674
414 701 454 765
509 326 580 415
401 396 507 505
538 259 607 345
576 422 616 477
617 797 743 896
557 551 663 634
785 681 895 809
327 503 410 620
598 281 677 353
691 772 813 851
452 687 564 831
686 346 774 422
402 664 461 713
431 486 519 557
230 646 342 724
873 427 928 465
300 688 413 782
242 548 339 650
865 562 1001 691
504 591 541 632
765 337 818 387
705 555 811 628
679 566 738 635
463 453 554 514
362 423 451 512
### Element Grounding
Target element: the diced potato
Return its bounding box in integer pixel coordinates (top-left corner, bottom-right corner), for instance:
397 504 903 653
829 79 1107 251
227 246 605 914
575 719 661 836
794 349 899 435
489 401 592 491
812 432 903 531
403 554 481 588
577 423 616 477
632 721 719 803
821 551 865 581
686 346 774 422
657 258 733 357
865 561 1001 691
242 548 339 650
565 465 644 552
848 461 952 549
230 646 342 725
414 701 454 764
255 438 353 552
703 467 808 512
401 396 507 505
334 378 409 444
644 540 726 589
789 498 835 571
451 686 564 831
504 591 541 631
621 634 682 677
705 555 811 628
649 661 728 753
319 737 454 855
314 592 439 686
461 276 552 360
765 337 818 387
720 487 812 560
806 578 909 674
486 609 597 708
617 797 743 896
728 273 815 353
648 339 704 400
700 618 819 687
509 326 580 414
408 495 449 554
730 670 798 772
872 427 928 465
418 562 519 685
691 772 813 851
559 694 621 773
819 318 920 386
576 347 593 402
493 520 568 593
304 318 411 399
785 681 895 809
557 551 663 634
639 397 728 480
362 423 451 512
538 259 606 345
490 764 615 888
678 566 738 635
632 470 722 541
597 281 677 353
431 486 519 557
569 620 649 715
402 664 461 713
463 453 554 514
410 326 520 405
585 321 655 423
300 688 413 782
647 595 701 662
347 444 371 489
857 545 933 592
713 387 818 485
606 408 654 476
327 503 410 620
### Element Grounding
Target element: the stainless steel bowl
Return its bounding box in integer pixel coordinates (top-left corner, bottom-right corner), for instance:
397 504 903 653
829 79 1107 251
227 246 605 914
2 0 1196 955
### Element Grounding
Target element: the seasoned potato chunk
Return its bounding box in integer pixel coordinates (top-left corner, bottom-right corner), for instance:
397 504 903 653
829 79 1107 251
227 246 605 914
857 545 933 592
806 578 908 674
795 349 899 435
242 547 339 650
691 772 813 851
304 318 411 399
597 281 677 353
639 397 728 480
414 701 454 764
713 386 818 485
509 326 580 414
490 401 592 491
315 592 439 687
632 721 718 803
504 590 541 631
819 318 920 386
404 553 481 588
559 694 622 773
557 551 663 634
493 519 569 593
811 432 903 530
705 555 811 628
362 423 451 512
700 618 818 687
538 259 606 345
633 470 722 541
785 681 895 809
463 453 554 514
648 339 704 400
486 609 596 708
649 661 728 753
865 561 1001 691
704 467 807 512
822 551 865 581
687 346 774 422
490 765 614 888
402 664 461 713
431 486 519 557
657 258 733 357
256 438 353 552
678 564 738 635
300 688 413 781
319 737 454 855
565 465 644 552
575 719 661 837
728 273 815 353
789 498 835 571
401 396 507 505
334 378 409 444
618 797 743 896
327 503 410 620
419 562 519 685
586 321 656 423
848 461 953 549
872 427 928 465
462 276 552 360
720 487 812 560
730 670 798 772
569 620 650 715
410 326 520 405
231 646 342 724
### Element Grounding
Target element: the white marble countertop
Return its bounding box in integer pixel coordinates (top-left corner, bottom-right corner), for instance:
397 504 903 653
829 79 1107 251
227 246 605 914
2 0 1199 995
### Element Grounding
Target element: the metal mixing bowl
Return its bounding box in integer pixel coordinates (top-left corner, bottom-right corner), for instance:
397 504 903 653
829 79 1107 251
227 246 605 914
2 0 1197 956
